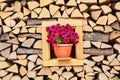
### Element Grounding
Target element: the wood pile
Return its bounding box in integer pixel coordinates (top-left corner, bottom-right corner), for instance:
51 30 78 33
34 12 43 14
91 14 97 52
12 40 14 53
0 0 120 80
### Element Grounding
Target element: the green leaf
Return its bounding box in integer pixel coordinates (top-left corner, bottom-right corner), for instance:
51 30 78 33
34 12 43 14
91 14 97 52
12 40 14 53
56 37 62 44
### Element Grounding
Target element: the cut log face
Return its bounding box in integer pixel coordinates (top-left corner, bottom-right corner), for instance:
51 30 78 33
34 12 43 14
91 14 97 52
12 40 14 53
101 5 112 14
40 0 54 7
71 9 83 18
110 31 120 40
96 16 107 25
27 1 39 10
49 4 60 16
114 2 120 11
6 64 18 73
83 41 91 48
91 10 102 21
0 61 10 69
114 44 120 53
62 72 73 80
20 66 27 76
39 8 50 18
108 14 117 25
99 73 108 80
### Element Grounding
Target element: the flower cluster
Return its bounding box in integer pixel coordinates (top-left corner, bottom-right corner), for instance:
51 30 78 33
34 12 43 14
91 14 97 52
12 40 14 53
46 24 79 44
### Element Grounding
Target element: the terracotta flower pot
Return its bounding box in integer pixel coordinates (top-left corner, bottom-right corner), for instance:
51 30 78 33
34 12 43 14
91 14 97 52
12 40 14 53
53 44 73 58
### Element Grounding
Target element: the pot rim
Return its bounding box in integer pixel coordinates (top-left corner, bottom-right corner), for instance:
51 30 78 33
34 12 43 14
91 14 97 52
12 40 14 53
53 44 73 46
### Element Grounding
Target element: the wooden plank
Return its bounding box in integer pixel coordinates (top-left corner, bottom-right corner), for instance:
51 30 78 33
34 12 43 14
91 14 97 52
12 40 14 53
43 59 83 66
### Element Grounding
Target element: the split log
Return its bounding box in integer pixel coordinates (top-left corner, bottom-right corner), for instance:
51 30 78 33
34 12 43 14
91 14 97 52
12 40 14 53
90 5 100 10
48 74 59 80
102 65 111 72
14 59 28 66
83 41 91 48
71 9 83 18
14 1 21 12
88 20 96 27
55 67 65 75
62 72 73 80
0 12 13 19
99 73 108 80
65 7 75 15
27 1 39 10
116 12 120 21
66 0 77 6
60 6 66 11
62 11 69 18
92 55 104 62
7 38 19 45
93 26 104 32
39 7 50 18
101 5 112 14
81 0 97 4
4 18 16 27
33 40 42 49
23 6 31 15
84 65 93 73
84 48 113 55
96 16 107 25
83 12 90 18
31 11 38 18
114 2 120 11
18 37 27 42
65 66 72 71
0 27 2 36
104 26 113 33
108 13 117 25
36 58 42 65
114 66 120 71
34 8 42 14
56 0 65 5
83 32 109 42
110 68 119 74
0 33 10 41
40 0 54 7
13 20 26 29
110 31 120 40
0 70 8 77
0 61 10 69
0 42 11 50
10 75 21 80
53 11 61 18
107 54 116 62
28 28 36 33
102 60 110 65
6 64 18 73
110 58 120 66
20 66 27 76
0 3 7 11
2 25 11 33
12 28 20 34
91 42 101 48
83 25 93 32
79 4 88 12
20 26 28 33
27 55 38 62
101 43 112 49
37 67 52 75
17 48 42 54
91 10 102 21
8 51 17 60
50 67 59 72
2 73 13 80
0 48 10 58
34 77 43 80
17 55 27 60
49 4 60 16
84 59 95 67
116 37 120 44
0 56 5 61
111 21 120 30
27 71 36 78
113 44 120 53
93 66 102 72
36 27 42 33
22 76 29 80
73 66 83 72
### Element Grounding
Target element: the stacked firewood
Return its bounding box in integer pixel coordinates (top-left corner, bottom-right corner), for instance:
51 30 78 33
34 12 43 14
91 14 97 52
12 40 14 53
0 0 120 80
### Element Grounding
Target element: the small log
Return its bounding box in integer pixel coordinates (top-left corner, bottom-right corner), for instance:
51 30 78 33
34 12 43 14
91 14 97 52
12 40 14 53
114 2 120 11
84 65 93 73
21 26 28 33
34 8 42 14
2 73 13 80
111 21 120 30
65 7 75 15
13 20 26 29
93 26 104 32
14 59 28 66
101 43 112 49
21 38 35 48
40 0 54 7
0 48 10 58
49 4 60 16
62 72 73 80
55 67 65 75
93 66 102 72
116 37 120 44
36 27 42 33
92 55 104 62
102 60 110 65
53 11 61 18
34 77 43 80
107 54 116 62
6 64 18 73
66 0 77 6
28 27 36 33
83 25 93 32
0 61 10 69
83 32 109 42
83 41 91 48
110 31 120 40
17 55 27 60
90 5 100 10
37 67 52 75
14 1 21 12
39 7 50 18
102 65 111 72
73 66 83 72
71 9 83 18
27 55 38 62
101 5 112 14
12 28 20 34
17 48 42 54
22 76 29 80
83 12 90 18
0 70 8 77
114 66 120 71
84 48 113 55
27 61 35 72
8 51 17 60
62 11 69 18
20 66 27 76
56 0 65 5
84 59 95 67
18 37 27 42
0 56 5 61
96 16 107 25
110 58 120 66
104 26 113 33
10 75 21 80
23 7 30 16
0 42 11 50
7 38 19 45
2 25 11 33
88 20 96 27
65 66 72 71
91 41 101 48
48 74 59 80
27 71 36 78
31 11 38 18
27 1 39 10
108 13 117 25
99 73 108 80
0 12 13 19
79 4 88 12
116 12 120 21
36 58 42 65
110 68 119 74
113 44 120 53
0 33 10 41
4 18 16 27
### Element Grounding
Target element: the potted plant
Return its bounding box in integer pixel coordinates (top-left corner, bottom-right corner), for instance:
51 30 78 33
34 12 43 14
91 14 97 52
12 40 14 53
46 24 79 58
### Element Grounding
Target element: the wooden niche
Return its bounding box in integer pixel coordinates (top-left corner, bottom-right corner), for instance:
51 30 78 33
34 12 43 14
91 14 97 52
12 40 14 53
42 19 86 66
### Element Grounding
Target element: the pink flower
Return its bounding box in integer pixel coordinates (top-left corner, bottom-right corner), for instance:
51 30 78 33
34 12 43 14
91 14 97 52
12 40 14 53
63 38 69 44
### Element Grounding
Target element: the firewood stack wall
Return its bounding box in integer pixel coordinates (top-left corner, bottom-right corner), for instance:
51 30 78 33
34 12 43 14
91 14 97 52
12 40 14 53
0 0 120 80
